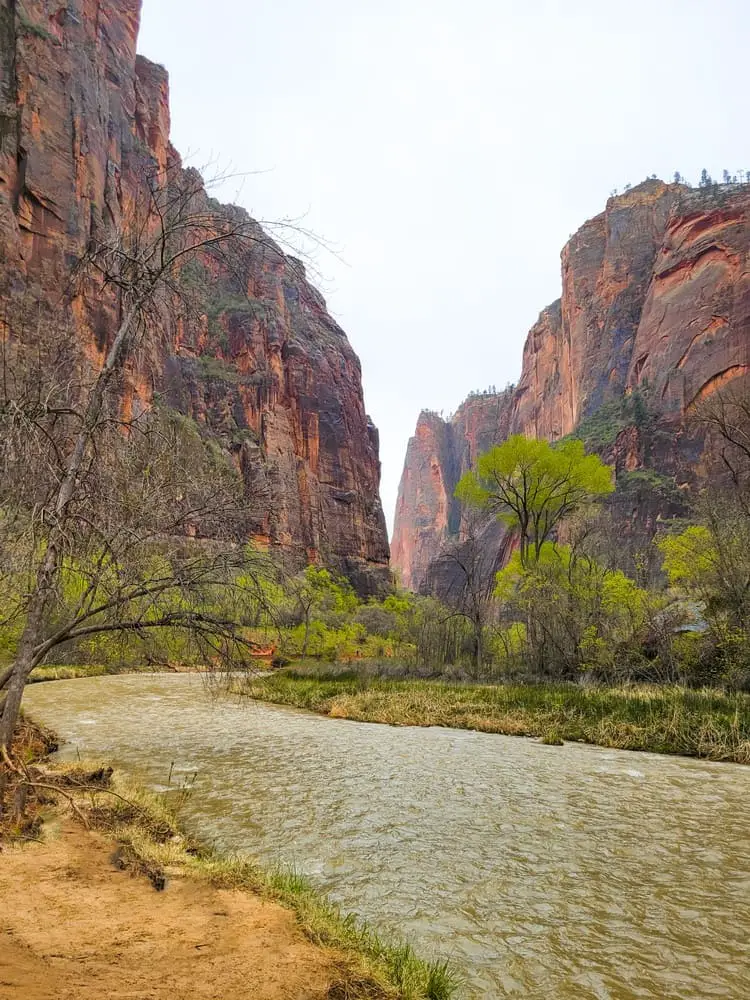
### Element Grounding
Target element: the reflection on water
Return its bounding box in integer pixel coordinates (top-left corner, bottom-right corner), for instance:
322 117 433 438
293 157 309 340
25 674 750 999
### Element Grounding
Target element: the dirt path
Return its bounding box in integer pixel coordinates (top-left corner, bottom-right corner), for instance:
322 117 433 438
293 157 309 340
0 818 336 1000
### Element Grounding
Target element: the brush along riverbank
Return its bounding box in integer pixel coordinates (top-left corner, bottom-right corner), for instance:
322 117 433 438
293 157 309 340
239 667 750 764
26 662 203 683
0 727 460 1000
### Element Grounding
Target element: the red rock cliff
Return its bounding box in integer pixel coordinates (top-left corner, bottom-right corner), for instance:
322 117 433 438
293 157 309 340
393 179 750 591
391 391 514 589
0 0 389 592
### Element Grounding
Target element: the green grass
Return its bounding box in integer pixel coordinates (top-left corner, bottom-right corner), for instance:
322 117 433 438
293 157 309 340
77 771 462 1000
240 668 750 764
27 663 203 683
28 663 112 683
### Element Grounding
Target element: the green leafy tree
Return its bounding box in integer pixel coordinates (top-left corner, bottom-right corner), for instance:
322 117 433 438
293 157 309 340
658 511 750 687
660 516 750 624
495 543 649 679
456 436 614 566
285 567 358 657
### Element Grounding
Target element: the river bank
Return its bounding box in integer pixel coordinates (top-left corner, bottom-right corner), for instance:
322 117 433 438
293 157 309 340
26 662 202 683
0 812 336 1000
0 727 459 1000
240 668 750 763
22 672 750 998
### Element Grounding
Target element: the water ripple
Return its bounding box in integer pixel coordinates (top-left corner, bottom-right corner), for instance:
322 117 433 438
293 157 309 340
25 674 750 999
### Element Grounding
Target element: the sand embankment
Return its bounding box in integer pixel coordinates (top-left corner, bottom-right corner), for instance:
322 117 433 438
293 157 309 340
0 817 335 1000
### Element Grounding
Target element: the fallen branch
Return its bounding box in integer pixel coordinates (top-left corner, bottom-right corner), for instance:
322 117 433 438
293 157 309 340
18 779 90 829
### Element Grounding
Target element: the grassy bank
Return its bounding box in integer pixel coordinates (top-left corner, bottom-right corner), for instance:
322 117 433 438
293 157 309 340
240 667 750 764
94 777 460 999
28 663 115 682
26 663 206 683
2 727 460 1000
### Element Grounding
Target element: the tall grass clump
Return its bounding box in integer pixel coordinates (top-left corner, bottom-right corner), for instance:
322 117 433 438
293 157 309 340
240 669 750 764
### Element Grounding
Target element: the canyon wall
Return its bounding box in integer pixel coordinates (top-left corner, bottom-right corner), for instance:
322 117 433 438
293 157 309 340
0 0 389 592
392 180 750 591
391 392 514 590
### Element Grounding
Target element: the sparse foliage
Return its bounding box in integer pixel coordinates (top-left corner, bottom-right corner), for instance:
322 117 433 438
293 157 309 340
0 163 301 747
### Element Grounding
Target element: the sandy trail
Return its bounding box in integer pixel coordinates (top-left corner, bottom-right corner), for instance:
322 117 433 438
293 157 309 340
0 818 335 1000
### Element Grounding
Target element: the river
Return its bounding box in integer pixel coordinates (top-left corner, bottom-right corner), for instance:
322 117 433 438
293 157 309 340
24 673 750 999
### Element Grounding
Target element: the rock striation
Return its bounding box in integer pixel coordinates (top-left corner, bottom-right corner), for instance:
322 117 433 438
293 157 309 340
0 0 389 593
392 179 750 591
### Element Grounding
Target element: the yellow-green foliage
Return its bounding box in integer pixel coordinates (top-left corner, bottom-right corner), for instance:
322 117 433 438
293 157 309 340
494 543 650 677
496 543 649 626
277 568 416 663
659 526 716 590
456 435 614 563
658 501 750 626
657 514 750 686
0 615 23 665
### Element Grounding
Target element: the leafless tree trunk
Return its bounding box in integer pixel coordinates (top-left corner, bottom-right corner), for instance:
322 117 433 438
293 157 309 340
434 512 498 674
0 302 147 745
0 164 299 748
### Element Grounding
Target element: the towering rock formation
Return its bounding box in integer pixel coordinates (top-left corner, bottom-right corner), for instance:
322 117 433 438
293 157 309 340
0 0 389 592
393 180 750 591
391 392 514 590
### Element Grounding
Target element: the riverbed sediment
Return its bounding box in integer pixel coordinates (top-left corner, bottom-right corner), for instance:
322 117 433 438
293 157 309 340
0 810 338 1000
1 720 459 1000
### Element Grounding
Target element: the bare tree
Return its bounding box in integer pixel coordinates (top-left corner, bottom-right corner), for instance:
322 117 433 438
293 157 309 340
0 164 292 748
696 384 750 508
425 510 501 675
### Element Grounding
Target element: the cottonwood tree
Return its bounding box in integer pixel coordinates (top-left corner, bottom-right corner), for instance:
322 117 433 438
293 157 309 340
659 385 750 627
494 541 649 681
281 566 357 658
455 435 614 567
0 165 296 748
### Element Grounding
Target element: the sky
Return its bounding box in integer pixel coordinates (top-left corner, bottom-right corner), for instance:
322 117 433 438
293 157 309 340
138 0 750 534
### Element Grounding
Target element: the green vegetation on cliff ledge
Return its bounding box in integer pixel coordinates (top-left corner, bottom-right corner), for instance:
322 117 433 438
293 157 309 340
569 389 652 451
240 668 750 764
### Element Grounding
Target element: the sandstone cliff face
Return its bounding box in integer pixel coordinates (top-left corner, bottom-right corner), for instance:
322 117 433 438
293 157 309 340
391 391 514 590
0 0 389 592
393 180 750 592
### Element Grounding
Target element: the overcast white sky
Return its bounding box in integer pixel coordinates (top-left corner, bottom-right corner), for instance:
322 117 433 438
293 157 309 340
138 0 749 534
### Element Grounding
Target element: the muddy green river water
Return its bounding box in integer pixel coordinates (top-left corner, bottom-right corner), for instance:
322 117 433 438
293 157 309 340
25 674 750 999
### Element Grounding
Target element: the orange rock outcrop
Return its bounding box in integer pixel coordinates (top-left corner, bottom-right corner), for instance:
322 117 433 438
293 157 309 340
0 0 389 592
392 180 750 591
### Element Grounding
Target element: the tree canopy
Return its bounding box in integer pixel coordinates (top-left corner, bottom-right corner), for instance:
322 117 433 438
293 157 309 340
455 436 614 565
